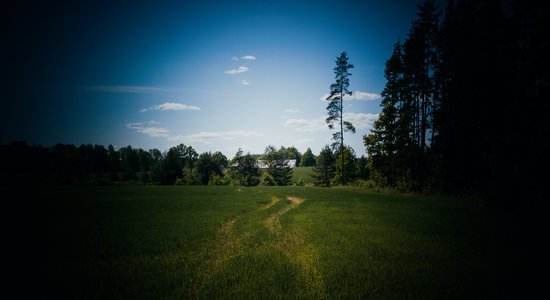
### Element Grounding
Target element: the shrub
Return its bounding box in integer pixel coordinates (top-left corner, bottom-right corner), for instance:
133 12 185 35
396 177 420 193
136 171 149 183
355 179 379 190
259 172 276 186
208 174 230 185
175 177 185 185
86 175 114 186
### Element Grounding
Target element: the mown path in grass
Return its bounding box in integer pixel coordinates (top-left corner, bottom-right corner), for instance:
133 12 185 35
265 196 326 299
194 195 327 299
39 186 494 299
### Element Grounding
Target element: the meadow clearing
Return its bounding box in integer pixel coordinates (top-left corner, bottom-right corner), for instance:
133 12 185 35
30 184 504 299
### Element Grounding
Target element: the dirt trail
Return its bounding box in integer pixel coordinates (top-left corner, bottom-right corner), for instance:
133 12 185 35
265 196 304 233
287 196 304 205
194 215 242 294
195 195 325 298
259 197 280 210
265 196 327 298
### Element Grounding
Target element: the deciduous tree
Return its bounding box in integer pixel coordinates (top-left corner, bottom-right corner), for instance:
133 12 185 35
229 149 260 186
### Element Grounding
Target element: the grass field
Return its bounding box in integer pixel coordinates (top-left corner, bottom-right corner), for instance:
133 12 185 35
291 167 314 185
33 185 498 299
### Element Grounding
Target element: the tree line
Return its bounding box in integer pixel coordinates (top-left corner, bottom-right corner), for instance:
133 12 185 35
364 0 547 207
3 0 545 205
1 141 370 187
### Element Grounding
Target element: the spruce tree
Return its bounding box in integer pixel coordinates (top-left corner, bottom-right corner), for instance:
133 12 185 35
312 146 336 187
301 147 316 167
263 145 293 186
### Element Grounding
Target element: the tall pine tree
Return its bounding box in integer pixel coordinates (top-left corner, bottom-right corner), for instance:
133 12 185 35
365 0 441 191
365 42 407 187
326 52 355 185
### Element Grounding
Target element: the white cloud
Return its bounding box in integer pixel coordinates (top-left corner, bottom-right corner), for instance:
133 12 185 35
284 109 299 113
320 91 381 101
232 56 239 61
284 113 379 132
140 102 201 112
126 122 169 138
155 102 200 111
284 117 327 132
170 130 263 144
349 91 382 101
240 79 250 85
342 112 379 130
241 55 256 60
224 66 249 75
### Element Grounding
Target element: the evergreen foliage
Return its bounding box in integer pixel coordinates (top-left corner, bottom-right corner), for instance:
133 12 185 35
364 0 548 207
228 149 260 186
312 146 336 187
333 146 358 185
326 52 355 185
262 145 293 186
300 147 316 167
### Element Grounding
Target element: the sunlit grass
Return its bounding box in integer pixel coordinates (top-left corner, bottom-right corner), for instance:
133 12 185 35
41 186 493 298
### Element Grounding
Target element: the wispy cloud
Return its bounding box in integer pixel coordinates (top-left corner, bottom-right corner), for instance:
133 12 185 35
342 112 379 130
284 117 327 132
348 91 382 101
232 56 239 61
140 102 200 112
240 79 250 86
224 66 249 75
320 91 381 101
284 113 379 132
126 121 169 138
170 130 263 144
284 109 299 113
241 55 256 60
85 86 169 94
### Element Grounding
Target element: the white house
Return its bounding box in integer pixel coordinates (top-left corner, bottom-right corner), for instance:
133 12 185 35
256 159 296 169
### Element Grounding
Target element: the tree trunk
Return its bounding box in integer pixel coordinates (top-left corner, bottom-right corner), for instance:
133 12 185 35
340 91 345 185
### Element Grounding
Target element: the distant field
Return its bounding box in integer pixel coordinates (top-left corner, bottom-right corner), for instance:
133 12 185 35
37 186 496 298
291 166 314 184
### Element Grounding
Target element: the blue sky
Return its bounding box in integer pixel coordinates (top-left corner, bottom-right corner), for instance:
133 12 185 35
2 0 442 157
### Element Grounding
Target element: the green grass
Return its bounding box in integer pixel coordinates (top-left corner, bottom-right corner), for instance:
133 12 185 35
38 185 495 299
291 166 314 184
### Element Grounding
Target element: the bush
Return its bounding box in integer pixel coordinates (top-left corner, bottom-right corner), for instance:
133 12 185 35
181 167 201 185
330 177 343 187
259 172 276 186
355 179 379 190
208 174 230 185
136 171 149 183
86 175 114 186
396 177 420 193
